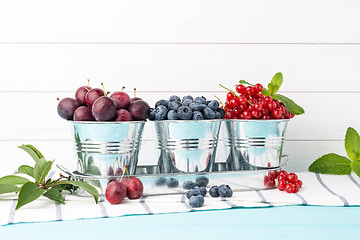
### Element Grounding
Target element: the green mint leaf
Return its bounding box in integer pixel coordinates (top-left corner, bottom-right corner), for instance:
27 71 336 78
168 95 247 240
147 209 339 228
350 160 360 177
0 175 30 185
239 80 254 86
34 159 54 185
55 180 99 203
268 83 279 96
16 182 46 210
261 87 270 96
308 153 352 175
18 144 44 162
271 72 283 89
0 184 20 194
273 94 305 115
43 189 65 204
345 127 360 161
17 165 35 178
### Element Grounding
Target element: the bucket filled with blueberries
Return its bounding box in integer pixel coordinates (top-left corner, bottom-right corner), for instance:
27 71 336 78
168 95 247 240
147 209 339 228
149 95 224 173
57 83 151 177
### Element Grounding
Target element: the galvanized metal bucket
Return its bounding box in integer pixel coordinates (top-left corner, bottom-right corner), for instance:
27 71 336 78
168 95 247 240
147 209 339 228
224 119 289 170
154 120 222 173
70 121 145 176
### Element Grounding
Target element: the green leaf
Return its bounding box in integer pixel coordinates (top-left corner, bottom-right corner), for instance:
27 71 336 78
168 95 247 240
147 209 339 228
270 72 283 89
0 175 30 185
308 153 352 175
261 87 270 96
18 144 44 162
239 80 254 86
43 189 65 204
16 182 46 210
0 184 20 194
55 180 98 203
52 183 77 193
272 94 305 115
34 159 54 185
351 160 360 177
268 83 279 96
17 165 35 178
345 127 360 161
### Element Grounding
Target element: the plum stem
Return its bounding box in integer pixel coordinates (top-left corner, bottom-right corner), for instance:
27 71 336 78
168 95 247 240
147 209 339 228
101 83 107 96
87 79 90 86
119 165 128 183
122 86 125 92
134 88 137 97
56 97 60 102
125 165 130 179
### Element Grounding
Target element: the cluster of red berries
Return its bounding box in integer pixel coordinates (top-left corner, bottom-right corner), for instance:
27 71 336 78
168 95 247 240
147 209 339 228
264 170 303 193
222 83 295 120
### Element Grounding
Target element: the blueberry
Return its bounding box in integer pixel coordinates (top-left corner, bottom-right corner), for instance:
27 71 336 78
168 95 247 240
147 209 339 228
215 111 222 119
168 101 182 111
167 178 179 188
194 96 207 105
182 181 197 190
203 107 216 119
209 186 220 197
218 184 233 198
186 188 201 199
217 108 225 118
208 100 219 111
182 95 193 101
194 186 207 197
189 102 202 111
182 98 193 107
167 110 179 120
200 104 208 111
155 99 169 108
155 105 168 120
177 106 193 120
206 100 211 105
192 111 204 120
169 95 181 102
154 177 167 186
189 195 204 208
196 176 209 187
148 108 155 120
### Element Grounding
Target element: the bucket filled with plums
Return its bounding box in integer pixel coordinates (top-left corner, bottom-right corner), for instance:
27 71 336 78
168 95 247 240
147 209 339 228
57 83 150 178
149 95 224 173
220 73 305 170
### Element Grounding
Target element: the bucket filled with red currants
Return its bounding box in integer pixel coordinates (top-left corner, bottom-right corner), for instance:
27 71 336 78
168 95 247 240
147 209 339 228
220 72 305 170
148 95 224 173
57 82 151 177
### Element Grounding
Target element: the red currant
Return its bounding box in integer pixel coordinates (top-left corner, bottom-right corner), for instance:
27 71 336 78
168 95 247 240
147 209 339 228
236 84 246 94
286 173 298 184
227 92 235 100
262 115 271 120
271 109 282 119
264 177 275 188
278 180 287 191
245 86 255 96
278 106 286 114
278 170 288 178
264 96 273 103
247 105 254 111
267 101 277 111
296 179 303 188
243 110 252 119
268 170 278 180
233 108 241 117
254 83 263 92
261 108 269 116
254 103 263 111
285 184 294 193
277 175 286 182
251 110 261 119
225 111 234 119
293 183 300 193
239 96 248 105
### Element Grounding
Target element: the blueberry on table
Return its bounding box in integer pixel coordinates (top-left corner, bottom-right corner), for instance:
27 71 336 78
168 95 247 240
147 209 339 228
154 177 167 186
182 95 194 101
203 107 216 119
189 195 204 208
209 186 220 197
177 106 193 120
169 95 181 102
208 100 219 111
166 178 179 188
192 111 204 120
218 184 233 198
182 98 193 106
194 186 207 197
194 96 207 105
182 181 197 190
186 188 201 199
168 101 182 111
155 105 168 120
155 99 169 108
196 176 209 187
167 110 179 120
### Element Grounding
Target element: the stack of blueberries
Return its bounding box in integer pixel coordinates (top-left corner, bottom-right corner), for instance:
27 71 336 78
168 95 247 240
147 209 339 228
148 95 225 120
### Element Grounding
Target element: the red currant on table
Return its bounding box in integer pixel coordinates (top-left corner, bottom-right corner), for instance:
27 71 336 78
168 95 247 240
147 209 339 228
296 179 303 188
286 173 298 184
277 180 287 191
285 184 294 193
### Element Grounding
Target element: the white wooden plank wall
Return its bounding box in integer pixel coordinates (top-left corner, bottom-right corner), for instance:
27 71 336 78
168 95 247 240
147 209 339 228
0 0 359 172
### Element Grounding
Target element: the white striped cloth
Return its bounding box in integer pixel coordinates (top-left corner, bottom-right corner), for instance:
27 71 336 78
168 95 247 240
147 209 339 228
1 172 360 226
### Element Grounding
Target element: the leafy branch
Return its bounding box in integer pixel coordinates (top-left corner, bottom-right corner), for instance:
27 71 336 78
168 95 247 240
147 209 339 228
0 144 99 210
308 127 360 177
